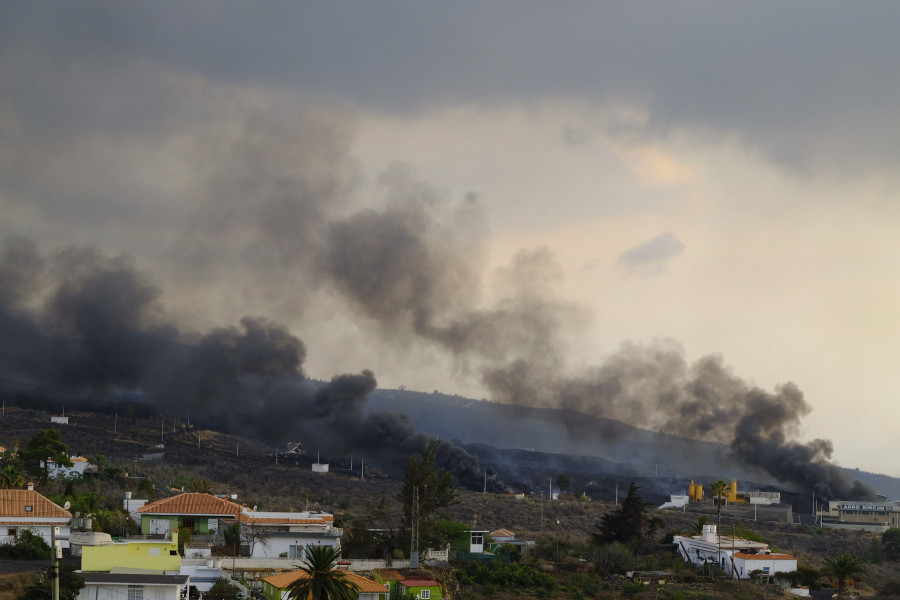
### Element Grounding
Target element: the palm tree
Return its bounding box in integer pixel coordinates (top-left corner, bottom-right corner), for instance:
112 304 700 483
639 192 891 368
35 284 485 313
0 465 25 489
287 545 359 600
823 552 866 595
709 479 729 575
709 479 729 529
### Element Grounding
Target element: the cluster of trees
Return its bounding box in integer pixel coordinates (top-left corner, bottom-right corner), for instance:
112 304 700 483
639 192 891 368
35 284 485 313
343 439 460 561
1 429 72 487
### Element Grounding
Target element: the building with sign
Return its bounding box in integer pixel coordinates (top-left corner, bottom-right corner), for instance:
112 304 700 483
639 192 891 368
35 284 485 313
820 500 900 530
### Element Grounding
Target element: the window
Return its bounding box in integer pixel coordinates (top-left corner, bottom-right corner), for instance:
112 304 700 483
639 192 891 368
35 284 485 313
24 505 32 512
471 532 483 545
420 590 431 599
127 585 143 600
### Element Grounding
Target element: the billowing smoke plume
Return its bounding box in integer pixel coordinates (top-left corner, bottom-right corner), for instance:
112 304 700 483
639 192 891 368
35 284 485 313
484 342 874 500
1 110 873 500
0 236 506 491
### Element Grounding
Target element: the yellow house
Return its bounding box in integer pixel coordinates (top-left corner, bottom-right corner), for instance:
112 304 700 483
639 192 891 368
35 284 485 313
81 530 181 572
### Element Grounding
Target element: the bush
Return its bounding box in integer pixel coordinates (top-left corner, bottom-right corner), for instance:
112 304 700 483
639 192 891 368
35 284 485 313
0 529 51 559
591 541 636 575
621 581 645 595
459 561 557 591
569 572 602 596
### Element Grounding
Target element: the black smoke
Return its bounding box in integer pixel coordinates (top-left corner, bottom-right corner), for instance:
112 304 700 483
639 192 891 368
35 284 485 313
0 236 505 491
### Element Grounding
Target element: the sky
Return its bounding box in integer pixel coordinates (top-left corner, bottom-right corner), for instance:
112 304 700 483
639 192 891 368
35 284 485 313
2 3 900 477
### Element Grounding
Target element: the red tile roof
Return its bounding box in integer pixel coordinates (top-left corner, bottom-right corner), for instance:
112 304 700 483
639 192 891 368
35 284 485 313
373 569 404 581
237 513 333 525
0 489 72 519
263 569 387 593
402 576 440 587
138 492 241 516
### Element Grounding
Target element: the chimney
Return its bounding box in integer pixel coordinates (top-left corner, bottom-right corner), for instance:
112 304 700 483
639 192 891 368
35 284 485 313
701 524 717 543
27 482 34 491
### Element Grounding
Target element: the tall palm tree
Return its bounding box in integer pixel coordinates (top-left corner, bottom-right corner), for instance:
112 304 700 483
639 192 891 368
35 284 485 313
709 479 729 574
823 552 866 595
709 479 729 529
287 545 359 600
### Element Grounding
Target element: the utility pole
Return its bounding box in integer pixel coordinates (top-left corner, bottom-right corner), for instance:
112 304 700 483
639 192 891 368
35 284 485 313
51 526 60 600
410 486 419 568
540 491 544 533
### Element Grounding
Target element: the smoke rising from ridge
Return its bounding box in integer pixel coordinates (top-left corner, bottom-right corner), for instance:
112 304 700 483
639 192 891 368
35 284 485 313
0 110 875 500
0 236 506 491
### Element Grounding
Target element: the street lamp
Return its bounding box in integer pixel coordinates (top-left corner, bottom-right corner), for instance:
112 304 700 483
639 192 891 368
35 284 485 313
555 519 560 564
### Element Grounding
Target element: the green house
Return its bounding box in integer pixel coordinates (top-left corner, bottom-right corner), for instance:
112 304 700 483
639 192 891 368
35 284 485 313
138 492 241 536
398 575 442 600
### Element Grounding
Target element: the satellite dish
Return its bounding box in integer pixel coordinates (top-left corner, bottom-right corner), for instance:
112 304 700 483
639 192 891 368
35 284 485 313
63 501 71 510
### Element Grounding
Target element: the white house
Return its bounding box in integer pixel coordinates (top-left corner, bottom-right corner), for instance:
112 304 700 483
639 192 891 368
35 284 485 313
122 491 148 524
236 506 342 558
732 552 799 580
76 573 190 600
41 456 95 479
673 524 796 579
0 486 72 549
180 548 231 594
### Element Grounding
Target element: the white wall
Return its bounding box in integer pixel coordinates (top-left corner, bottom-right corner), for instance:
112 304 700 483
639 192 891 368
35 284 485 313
0 524 70 549
252 535 339 558
78 584 180 600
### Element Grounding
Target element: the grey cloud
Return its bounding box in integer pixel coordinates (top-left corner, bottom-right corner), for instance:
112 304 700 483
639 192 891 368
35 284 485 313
618 232 685 274
3 2 899 172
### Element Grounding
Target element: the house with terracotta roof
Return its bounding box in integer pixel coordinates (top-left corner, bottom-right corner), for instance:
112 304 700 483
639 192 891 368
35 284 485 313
138 492 241 537
673 524 796 579
262 568 389 600
138 492 342 558
0 485 72 549
41 455 96 479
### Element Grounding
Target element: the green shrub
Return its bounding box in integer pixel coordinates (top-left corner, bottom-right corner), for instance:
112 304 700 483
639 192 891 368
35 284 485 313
622 581 645 595
459 561 557 591
0 529 51 559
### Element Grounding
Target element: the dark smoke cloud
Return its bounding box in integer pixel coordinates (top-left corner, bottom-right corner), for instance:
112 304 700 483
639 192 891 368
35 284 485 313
485 340 875 500
0 236 504 491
